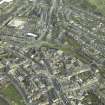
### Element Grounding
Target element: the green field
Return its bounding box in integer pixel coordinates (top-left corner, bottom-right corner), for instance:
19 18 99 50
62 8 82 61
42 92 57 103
88 0 105 16
0 83 26 105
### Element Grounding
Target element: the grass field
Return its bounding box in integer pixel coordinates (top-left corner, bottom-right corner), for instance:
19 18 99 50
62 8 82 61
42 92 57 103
88 0 105 16
0 83 26 105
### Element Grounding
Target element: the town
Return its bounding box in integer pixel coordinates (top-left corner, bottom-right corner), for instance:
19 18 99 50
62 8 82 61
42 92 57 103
0 0 105 105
